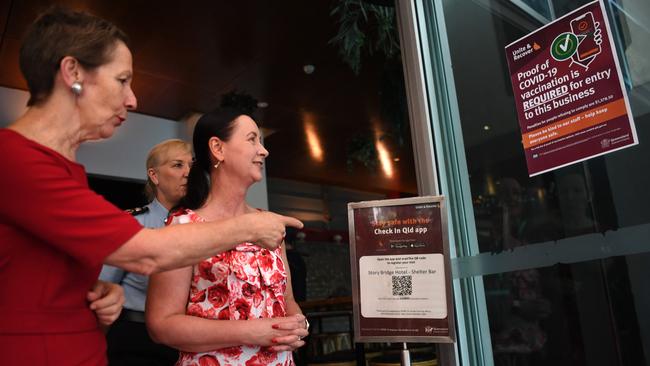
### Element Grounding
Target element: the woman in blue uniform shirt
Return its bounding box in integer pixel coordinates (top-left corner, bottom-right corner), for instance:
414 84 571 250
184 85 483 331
100 139 193 365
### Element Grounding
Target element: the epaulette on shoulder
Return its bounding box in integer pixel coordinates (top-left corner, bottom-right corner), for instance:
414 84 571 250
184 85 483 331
125 206 149 216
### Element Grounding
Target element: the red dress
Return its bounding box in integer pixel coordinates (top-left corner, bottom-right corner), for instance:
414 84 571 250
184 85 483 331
0 129 142 365
168 209 294 366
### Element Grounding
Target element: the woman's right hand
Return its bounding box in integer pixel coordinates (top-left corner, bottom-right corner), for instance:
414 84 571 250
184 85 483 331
241 212 303 250
250 314 308 351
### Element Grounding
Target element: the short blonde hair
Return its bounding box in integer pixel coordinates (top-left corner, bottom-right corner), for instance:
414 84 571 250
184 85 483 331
144 139 193 201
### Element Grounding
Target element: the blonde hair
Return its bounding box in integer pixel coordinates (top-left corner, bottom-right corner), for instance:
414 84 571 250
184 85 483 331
144 139 193 201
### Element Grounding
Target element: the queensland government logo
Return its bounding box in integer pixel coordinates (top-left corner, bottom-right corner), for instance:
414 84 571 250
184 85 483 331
600 138 611 148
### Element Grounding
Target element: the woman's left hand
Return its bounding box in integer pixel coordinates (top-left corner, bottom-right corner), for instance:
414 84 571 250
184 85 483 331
268 314 309 352
87 280 125 326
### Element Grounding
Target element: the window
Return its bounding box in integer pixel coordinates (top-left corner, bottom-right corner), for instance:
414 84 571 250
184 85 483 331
416 0 650 364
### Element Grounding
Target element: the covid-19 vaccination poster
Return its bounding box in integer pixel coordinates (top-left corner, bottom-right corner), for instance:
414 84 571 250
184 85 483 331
348 196 455 343
505 0 637 177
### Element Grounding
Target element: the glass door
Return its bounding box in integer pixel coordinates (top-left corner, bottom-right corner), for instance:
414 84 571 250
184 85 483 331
401 0 650 365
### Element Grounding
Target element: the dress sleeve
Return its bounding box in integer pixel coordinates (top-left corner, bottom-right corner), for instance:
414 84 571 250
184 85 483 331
165 208 191 226
0 142 142 268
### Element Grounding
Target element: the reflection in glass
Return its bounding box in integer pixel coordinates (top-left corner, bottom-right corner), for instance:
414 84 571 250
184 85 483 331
512 0 554 21
440 0 650 364
485 255 647 365
376 137 395 178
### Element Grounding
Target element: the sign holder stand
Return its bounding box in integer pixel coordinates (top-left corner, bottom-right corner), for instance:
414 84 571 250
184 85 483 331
401 343 411 366
348 195 456 365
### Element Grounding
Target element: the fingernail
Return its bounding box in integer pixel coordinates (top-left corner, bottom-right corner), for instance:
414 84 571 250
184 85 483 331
271 338 278 343
272 324 279 329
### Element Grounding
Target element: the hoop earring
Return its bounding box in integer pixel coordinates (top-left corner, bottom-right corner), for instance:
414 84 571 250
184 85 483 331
214 160 221 169
71 81 83 96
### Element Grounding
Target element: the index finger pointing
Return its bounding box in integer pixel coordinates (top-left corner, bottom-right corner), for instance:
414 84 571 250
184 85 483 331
280 215 303 229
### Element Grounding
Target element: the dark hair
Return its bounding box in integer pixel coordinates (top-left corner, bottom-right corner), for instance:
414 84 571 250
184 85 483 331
180 108 253 210
19 6 129 106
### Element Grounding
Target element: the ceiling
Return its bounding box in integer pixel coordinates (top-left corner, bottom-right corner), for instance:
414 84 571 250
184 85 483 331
0 0 418 195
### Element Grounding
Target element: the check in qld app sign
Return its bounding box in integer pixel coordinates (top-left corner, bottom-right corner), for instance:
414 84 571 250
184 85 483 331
505 0 637 177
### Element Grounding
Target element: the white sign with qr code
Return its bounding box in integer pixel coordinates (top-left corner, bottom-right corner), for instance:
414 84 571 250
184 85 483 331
359 254 447 319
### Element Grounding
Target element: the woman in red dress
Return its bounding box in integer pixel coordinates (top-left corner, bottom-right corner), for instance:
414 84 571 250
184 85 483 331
0 8 302 365
147 109 308 366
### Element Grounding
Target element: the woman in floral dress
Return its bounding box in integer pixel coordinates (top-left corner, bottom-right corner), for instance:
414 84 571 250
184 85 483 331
146 108 308 366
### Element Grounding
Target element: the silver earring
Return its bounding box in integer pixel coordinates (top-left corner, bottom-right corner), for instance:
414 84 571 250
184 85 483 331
71 81 83 95
214 160 221 169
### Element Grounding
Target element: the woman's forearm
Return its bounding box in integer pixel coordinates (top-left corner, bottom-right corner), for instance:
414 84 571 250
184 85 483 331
105 211 301 274
148 315 259 352
104 222 241 275
147 314 306 353
285 299 303 317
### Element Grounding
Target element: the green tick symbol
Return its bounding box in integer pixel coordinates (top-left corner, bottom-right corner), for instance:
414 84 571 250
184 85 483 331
551 32 578 61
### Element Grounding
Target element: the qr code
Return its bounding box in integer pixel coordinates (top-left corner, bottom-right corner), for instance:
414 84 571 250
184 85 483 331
392 275 412 296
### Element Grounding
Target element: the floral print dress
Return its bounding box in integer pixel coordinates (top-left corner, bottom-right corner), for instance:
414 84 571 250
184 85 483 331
168 209 293 366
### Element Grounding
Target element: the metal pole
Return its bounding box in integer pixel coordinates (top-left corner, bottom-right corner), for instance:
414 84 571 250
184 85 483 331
401 342 412 366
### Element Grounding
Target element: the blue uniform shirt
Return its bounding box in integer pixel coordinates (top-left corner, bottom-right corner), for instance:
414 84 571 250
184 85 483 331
99 198 169 312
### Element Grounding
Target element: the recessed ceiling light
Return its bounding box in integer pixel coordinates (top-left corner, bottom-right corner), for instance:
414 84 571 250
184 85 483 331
393 157 400 162
259 127 277 138
257 101 269 108
483 124 491 131
303 64 315 74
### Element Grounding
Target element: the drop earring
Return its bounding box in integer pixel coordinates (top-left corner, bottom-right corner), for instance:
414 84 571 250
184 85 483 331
71 81 83 95
214 160 221 169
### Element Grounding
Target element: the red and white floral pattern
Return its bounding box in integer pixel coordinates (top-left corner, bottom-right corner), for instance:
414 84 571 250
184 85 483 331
168 209 293 366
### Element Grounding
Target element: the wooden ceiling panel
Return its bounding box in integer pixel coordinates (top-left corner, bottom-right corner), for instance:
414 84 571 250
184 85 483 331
0 38 24 89
0 0 418 194
0 0 11 39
